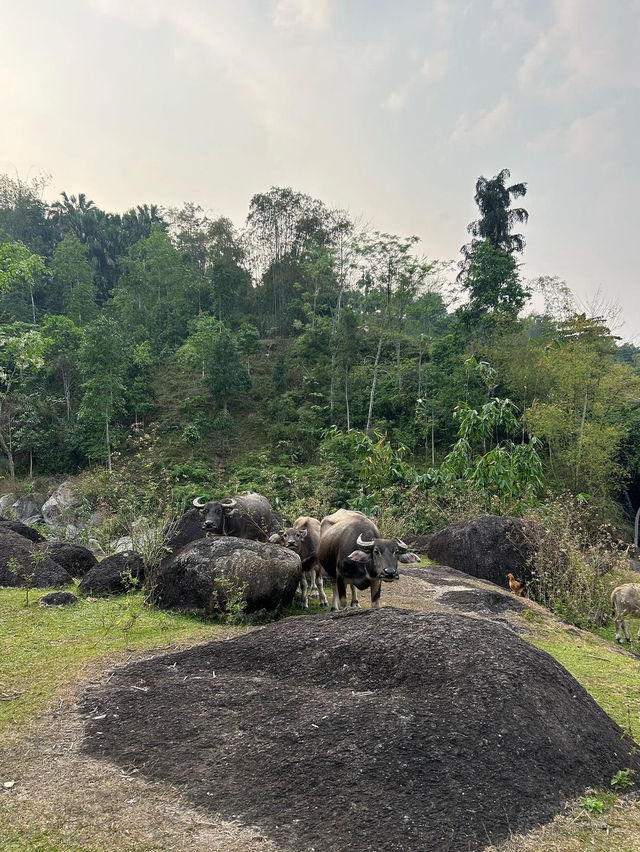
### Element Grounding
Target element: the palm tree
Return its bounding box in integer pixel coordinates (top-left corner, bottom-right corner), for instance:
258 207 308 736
466 168 528 254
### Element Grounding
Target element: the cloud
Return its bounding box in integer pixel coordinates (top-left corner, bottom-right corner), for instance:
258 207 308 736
272 0 331 31
517 0 640 98
527 108 618 161
450 95 512 145
89 0 301 145
383 49 449 112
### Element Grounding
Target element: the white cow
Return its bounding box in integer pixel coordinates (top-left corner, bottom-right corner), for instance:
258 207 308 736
611 583 640 643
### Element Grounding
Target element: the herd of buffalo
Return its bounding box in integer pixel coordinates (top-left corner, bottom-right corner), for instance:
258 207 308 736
184 492 415 611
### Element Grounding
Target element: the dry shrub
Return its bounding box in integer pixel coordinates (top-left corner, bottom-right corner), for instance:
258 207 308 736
524 495 628 628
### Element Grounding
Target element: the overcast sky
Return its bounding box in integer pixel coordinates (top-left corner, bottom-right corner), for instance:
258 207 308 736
2 0 640 341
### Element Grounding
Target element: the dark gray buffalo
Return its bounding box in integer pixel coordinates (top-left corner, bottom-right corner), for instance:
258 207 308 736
269 516 328 609
191 492 274 542
317 509 409 611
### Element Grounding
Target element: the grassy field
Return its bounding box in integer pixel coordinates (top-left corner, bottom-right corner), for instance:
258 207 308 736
0 586 242 739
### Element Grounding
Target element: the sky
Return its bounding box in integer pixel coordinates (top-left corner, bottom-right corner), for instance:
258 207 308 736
2 0 640 341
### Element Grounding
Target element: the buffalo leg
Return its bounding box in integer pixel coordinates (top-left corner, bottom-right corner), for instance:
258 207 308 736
370 579 382 609
315 570 328 607
335 577 348 611
300 572 309 610
330 578 342 611
349 583 360 608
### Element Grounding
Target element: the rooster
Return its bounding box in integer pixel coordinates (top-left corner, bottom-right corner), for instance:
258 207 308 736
507 572 526 597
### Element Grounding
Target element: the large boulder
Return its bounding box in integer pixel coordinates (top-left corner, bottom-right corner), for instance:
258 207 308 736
425 515 557 589
9 493 45 523
80 608 640 852
40 542 98 578
78 552 144 596
41 481 84 529
155 536 301 615
164 507 206 556
0 493 15 514
0 529 73 588
0 518 46 543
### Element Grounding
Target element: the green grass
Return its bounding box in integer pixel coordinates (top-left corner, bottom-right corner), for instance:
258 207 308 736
529 625 640 735
0 586 239 737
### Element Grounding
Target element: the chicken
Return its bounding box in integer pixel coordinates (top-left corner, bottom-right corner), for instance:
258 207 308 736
506 572 526 597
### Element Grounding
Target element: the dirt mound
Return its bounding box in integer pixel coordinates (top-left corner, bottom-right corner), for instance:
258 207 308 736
426 515 559 588
0 529 73 587
39 541 98 578
80 608 638 852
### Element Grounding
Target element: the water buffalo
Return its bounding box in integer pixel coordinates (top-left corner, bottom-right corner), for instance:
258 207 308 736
269 516 328 609
191 492 274 542
611 583 640 643
317 509 408 611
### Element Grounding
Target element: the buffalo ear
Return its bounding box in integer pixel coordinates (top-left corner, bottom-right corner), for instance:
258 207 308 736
347 549 371 563
269 533 283 543
298 528 308 539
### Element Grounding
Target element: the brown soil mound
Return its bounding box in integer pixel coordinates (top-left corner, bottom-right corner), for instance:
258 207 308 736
80 609 638 852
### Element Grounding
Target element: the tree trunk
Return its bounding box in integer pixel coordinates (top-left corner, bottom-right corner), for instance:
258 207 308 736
576 390 588 490
0 430 15 481
345 367 350 431
29 450 33 479
62 368 71 420
366 330 384 434
105 407 111 472
30 287 36 324
396 339 402 391
431 408 435 466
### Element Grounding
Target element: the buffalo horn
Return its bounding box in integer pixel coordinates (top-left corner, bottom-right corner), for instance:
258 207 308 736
192 497 207 508
396 538 409 552
220 498 237 509
356 534 375 550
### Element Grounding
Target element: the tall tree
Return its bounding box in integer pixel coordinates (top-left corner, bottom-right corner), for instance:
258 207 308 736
459 169 530 323
78 316 129 471
51 232 98 325
466 168 528 254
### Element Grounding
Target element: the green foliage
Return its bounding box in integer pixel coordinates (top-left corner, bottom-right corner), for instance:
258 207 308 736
209 576 248 624
526 494 626 628
579 796 606 814
611 768 635 791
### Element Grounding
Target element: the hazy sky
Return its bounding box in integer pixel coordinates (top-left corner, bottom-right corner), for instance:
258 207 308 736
2 0 640 341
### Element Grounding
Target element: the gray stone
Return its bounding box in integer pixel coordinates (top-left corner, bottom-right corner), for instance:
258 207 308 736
9 493 45 522
42 481 83 529
0 493 15 514
155 536 302 615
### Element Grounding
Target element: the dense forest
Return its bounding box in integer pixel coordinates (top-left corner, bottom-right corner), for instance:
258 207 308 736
1 168 639 534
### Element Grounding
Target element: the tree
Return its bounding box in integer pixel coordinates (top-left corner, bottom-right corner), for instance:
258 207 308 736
41 315 83 420
460 239 529 320
466 168 528 254
177 315 250 414
51 232 98 325
0 241 50 323
356 232 431 432
459 169 530 323
0 325 47 479
78 317 129 471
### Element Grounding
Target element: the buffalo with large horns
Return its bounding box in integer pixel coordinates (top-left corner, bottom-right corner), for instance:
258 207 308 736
317 509 409 611
191 492 275 541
